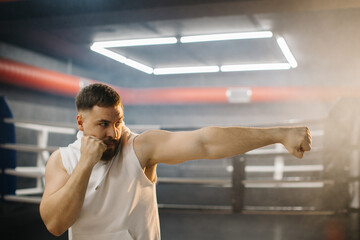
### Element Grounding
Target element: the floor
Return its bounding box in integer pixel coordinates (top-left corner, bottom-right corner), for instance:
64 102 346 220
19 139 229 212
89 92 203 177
159 209 359 240
0 202 359 240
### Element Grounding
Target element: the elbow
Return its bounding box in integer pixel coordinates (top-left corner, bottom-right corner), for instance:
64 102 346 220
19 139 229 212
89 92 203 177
52 229 66 237
200 126 239 159
46 224 67 237
200 127 221 159
202 141 216 159
40 203 67 237
43 219 68 237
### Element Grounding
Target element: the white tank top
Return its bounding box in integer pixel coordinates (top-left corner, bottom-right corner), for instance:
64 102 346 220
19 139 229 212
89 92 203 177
59 130 160 240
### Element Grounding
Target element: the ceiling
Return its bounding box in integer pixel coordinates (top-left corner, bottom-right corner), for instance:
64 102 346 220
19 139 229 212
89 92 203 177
1 0 360 89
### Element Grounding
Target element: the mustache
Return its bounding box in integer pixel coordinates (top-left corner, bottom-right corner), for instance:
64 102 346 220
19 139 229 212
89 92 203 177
102 138 119 145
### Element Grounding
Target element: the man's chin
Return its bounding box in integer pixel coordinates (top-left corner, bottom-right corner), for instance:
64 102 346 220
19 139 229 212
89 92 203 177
100 140 120 161
101 149 115 161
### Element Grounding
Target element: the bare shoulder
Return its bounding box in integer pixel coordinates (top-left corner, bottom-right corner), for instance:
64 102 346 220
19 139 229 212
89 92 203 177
43 149 69 198
133 130 155 168
133 130 168 167
46 150 67 173
134 130 172 149
133 129 204 165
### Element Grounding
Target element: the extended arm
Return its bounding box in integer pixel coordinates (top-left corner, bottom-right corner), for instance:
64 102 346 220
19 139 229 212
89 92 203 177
39 136 106 236
135 126 312 166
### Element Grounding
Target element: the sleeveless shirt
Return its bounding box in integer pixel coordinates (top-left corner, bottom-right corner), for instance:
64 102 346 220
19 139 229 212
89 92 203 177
59 130 160 240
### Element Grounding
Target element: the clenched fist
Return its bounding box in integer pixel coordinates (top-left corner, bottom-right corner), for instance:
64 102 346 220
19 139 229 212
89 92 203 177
281 127 312 159
80 136 107 167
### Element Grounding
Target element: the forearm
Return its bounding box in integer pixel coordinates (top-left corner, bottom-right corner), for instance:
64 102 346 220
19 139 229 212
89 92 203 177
40 160 93 236
201 126 284 159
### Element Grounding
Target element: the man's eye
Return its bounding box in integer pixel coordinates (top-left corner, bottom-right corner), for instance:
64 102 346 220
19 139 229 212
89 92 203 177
99 123 108 127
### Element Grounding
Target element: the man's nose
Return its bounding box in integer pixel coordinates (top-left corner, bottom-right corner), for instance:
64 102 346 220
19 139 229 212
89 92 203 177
107 125 119 139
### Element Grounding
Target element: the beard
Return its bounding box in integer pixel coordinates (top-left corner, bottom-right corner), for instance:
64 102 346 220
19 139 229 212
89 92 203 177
101 138 120 161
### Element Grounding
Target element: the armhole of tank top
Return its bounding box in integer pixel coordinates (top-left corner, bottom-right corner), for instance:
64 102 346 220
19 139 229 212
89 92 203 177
130 134 156 186
59 147 73 175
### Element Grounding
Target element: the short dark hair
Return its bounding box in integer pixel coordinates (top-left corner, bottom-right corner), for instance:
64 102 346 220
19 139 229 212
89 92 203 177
75 83 123 111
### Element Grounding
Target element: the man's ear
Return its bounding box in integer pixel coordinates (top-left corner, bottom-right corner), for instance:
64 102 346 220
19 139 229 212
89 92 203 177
76 113 85 131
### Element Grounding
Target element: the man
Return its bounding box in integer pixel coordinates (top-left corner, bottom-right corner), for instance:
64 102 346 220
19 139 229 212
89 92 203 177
39 83 312 240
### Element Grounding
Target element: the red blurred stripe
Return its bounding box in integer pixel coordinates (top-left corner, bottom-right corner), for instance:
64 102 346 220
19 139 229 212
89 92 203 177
250 87 360 102
121 87 228 105
0 57 86 96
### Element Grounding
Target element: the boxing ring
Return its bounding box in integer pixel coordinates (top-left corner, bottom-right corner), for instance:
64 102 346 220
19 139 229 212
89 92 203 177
1 97 358 215
0 97 76 203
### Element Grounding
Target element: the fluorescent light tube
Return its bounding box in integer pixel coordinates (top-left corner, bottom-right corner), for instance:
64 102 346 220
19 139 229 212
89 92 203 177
123 58 153 74
92 37 178 48
90 44 127 63
221 63 291 72
180 31 273 43
276 37 298 68
153 66 220 75
91 44 153 74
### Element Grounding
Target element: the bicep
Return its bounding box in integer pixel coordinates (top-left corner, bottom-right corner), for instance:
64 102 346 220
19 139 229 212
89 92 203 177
42 150 69 199
135 129 207 166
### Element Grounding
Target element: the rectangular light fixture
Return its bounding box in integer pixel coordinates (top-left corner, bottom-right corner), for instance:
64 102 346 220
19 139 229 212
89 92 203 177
221 63 291 72
153 66 220 75
90 31 297 75
180 31 273 43
91 37 177 48
276 37 298 68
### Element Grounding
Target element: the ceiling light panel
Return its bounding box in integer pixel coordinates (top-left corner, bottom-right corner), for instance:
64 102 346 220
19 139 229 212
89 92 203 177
90 31 298 75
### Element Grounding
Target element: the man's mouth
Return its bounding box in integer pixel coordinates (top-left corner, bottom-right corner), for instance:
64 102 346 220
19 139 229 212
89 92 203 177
103 140 117 148
106 143 114 148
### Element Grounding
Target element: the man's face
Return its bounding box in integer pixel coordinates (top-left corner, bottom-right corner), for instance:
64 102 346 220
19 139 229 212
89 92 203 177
77 104 124 161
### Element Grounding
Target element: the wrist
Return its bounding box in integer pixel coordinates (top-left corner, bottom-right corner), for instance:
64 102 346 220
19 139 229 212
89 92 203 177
78 154 97 170
270 127 287 144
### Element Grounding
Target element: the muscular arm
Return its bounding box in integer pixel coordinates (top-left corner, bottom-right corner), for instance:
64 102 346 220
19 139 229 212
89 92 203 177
135 126 312 167
39 137 106 236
